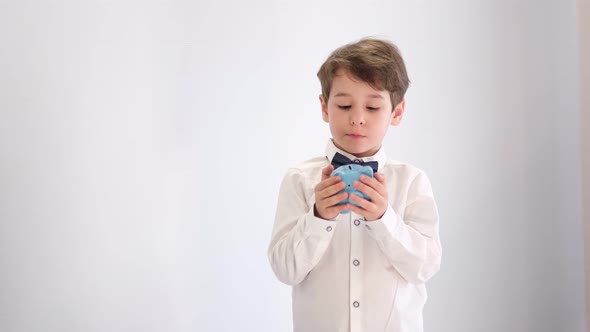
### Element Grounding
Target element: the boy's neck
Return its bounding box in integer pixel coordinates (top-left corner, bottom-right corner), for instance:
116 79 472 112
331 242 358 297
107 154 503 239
331 139 382 159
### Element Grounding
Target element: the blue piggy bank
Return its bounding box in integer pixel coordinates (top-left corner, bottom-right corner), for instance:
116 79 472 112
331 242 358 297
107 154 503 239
330 164 374 214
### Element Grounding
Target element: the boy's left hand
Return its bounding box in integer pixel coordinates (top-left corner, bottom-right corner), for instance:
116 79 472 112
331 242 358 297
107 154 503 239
348 172 389 221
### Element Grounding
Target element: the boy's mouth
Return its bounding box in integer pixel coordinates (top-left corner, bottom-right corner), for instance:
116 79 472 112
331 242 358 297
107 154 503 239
347 133 365 139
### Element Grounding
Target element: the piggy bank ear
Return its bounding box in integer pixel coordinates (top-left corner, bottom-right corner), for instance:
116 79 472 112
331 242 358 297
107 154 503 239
331 166 344 177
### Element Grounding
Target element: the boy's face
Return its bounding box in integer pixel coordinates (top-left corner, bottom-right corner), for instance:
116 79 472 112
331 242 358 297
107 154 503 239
320 69 405 158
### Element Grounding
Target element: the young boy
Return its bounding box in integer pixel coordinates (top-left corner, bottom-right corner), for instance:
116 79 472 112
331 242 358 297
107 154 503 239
268 38 441 332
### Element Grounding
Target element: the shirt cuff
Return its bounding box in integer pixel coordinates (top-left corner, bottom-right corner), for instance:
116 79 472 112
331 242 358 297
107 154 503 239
303 205 339 236
365 205 403 240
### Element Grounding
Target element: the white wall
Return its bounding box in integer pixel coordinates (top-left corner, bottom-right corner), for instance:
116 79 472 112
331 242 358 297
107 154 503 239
579 0 590 331
0 1 585 331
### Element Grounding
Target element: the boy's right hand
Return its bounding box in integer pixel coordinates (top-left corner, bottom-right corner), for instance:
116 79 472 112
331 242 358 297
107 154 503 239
314 164 350 220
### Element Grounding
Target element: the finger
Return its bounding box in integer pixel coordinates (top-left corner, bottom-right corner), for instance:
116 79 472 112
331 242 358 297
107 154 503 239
319 180 347 200
322 172 341 188
321 164 335 181
321 191 349 207
315 175 342 192
347 203 365 216
324 202 351 216
359 175 386 197
359 175 384 190
374 172 387 184
348 202 376 219
317 201 348 220
353 180 380 200
349 193 378 212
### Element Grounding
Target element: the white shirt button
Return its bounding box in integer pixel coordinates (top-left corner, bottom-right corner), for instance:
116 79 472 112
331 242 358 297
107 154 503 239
353 259 360 266
326 226 332 232
353 301 360 308
354 219 361 226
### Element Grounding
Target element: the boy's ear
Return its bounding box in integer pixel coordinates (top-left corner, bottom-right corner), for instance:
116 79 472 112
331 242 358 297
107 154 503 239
320 94 329 123
390 100 406 126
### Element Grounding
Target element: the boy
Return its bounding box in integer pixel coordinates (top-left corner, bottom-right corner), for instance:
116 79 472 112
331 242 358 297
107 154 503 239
268 38 441 332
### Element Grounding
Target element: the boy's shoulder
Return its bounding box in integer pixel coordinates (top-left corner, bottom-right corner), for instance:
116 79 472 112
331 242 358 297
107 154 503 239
289 156 329 172
278 157 327 191
382 158 433 181
381 159 434 191
282 157 328 181
381 158 425 174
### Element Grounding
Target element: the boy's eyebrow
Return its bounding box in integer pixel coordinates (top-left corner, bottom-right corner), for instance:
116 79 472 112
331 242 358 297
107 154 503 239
333 92 351 97
333 92 384 99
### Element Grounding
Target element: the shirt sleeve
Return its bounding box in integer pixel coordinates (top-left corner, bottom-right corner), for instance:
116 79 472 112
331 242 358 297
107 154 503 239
365 170 442 284
267 168 339 286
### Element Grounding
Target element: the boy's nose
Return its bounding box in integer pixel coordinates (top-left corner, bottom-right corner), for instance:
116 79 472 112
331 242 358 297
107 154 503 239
349 111 365 125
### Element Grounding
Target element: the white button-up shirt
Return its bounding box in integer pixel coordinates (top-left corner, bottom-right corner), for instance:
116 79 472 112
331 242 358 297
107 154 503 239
268 140 442 332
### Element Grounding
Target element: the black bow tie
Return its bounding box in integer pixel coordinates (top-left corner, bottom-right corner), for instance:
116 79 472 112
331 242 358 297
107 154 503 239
331 152 379 173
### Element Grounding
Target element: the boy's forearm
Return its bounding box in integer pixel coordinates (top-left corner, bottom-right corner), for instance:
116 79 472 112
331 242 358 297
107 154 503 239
365 171 442 284
366 205 442 284
268 209 337 285
268 169 338 285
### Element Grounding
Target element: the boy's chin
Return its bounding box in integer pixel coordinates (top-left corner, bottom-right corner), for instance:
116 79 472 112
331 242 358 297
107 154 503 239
332 139 378 157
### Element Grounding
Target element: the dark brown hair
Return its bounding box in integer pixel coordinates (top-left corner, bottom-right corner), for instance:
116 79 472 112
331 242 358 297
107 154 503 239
317 38 410 108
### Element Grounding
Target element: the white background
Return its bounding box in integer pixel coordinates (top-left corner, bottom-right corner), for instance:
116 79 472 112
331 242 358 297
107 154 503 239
0 0 586 331
580 0 590 328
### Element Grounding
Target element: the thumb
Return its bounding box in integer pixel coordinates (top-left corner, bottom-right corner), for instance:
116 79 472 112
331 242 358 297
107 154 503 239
374 172 386 184
322 164 334 180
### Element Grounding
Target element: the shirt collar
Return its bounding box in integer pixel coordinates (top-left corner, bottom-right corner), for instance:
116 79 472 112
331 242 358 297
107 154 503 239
325 139 387 171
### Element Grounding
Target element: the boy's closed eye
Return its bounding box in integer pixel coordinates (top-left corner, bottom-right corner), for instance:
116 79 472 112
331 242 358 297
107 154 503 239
337 105 381 111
